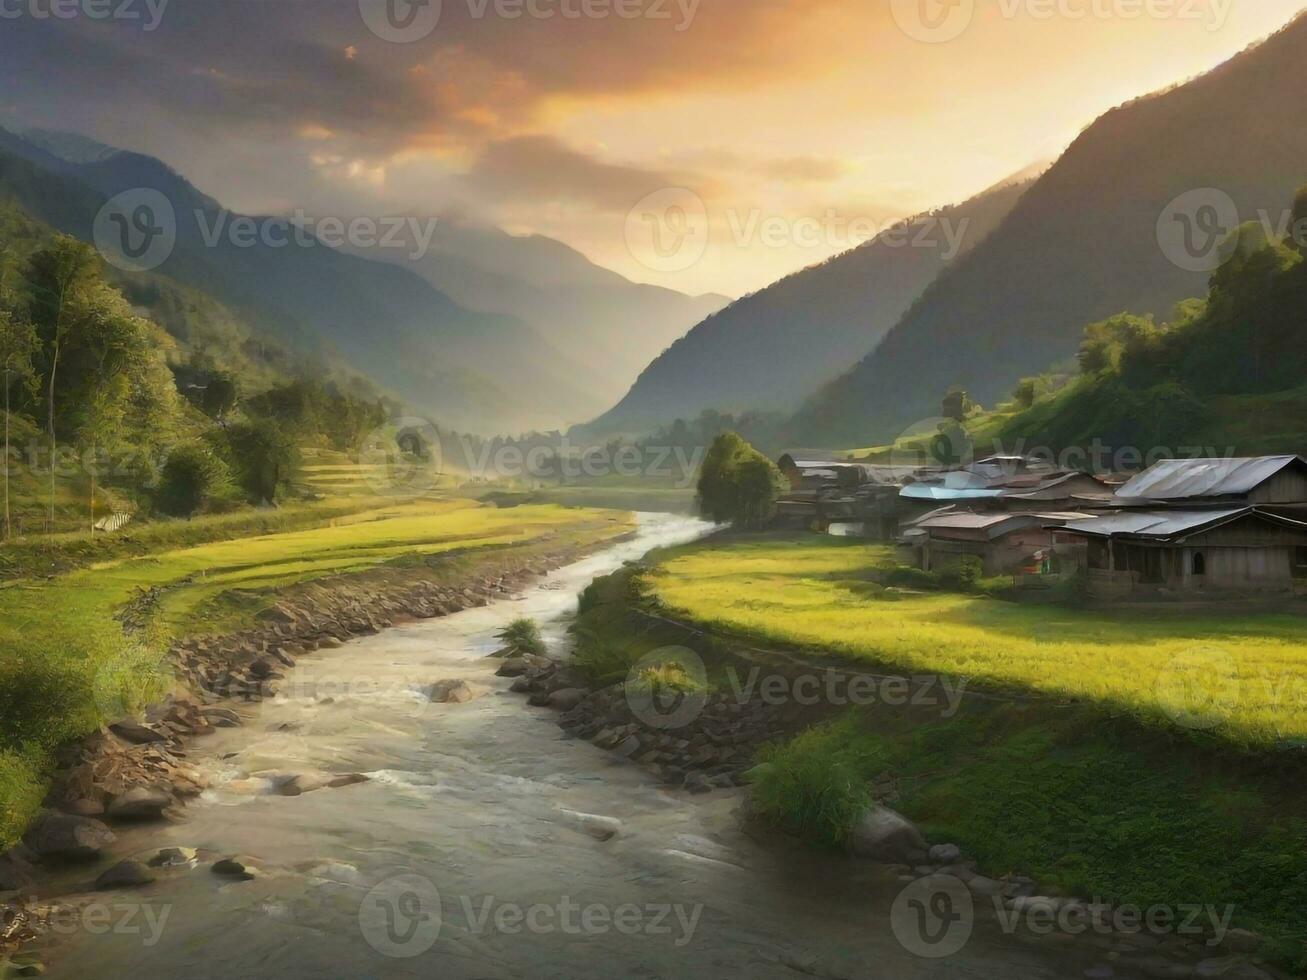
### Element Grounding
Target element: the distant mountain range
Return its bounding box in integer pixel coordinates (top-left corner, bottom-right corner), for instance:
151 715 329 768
0 127 723 435
583 168 1040 437
342 218 728 407
788 10 1307 448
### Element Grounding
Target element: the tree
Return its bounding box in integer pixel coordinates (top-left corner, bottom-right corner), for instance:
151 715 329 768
24 237 100 539
155 442 231 517
223 419 298 503
0 312 38 540
696 432 783 529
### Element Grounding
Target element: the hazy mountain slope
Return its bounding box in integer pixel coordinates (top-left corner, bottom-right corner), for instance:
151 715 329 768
346 217 730 400
0 128 600 434
581 172 1036 437
789 12 1307 448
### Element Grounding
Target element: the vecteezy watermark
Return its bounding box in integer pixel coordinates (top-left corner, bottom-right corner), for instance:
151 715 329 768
0 0 170 30
93 188 442 273
359 874 443 957
1158 188 1307 273
724 668 970 717
358 873 703 956
892 875 1237 959
27 900 173 947
624 646 709 730
891 876 975 958
891 0 1233 44
359 417 445 499
625 189 972 273
359 0 700 42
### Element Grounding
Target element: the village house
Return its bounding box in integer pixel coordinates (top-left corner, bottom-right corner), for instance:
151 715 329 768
1054 456 1307 598
900 509 1087 576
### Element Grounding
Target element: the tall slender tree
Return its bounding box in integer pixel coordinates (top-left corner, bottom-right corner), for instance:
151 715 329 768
0 311 38 540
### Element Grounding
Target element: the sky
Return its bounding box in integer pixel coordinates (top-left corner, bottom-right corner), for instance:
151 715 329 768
1 0 1305 297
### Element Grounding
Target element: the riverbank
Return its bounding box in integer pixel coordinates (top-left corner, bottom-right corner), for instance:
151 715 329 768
559 533 1307 976
0 502 634 888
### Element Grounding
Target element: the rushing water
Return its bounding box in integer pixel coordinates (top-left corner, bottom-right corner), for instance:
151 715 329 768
41 513 1124 979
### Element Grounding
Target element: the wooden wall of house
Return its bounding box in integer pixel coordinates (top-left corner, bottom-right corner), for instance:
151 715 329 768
1249 469 1307 505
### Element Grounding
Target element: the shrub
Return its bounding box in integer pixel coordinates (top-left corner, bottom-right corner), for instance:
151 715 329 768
626 662 705 697
0 649 94 752
750 719 885 848
496 618 546 656
155 442 231 517
940 556 984 592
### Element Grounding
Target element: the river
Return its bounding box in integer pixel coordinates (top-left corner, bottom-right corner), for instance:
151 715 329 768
41 513 1114 979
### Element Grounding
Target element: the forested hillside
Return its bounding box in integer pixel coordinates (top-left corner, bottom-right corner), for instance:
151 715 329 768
584 169 1037 438
0 129 600 434
790 11 1307 448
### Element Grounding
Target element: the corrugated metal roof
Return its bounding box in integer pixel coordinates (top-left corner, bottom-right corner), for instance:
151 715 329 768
1060 508 1255 539
900 485 1005 502
1115 457 1306 501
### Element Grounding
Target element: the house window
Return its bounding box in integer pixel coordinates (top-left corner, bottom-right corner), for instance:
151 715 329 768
1192 552 1207 577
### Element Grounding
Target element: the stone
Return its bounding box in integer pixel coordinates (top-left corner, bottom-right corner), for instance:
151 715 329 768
510 677 532 694
547 689 586 712
1217 930 1262 956
427 680 476 704
1138 959 1195 980
26 814 116 862
62 799 105 817
106 787 173 821
558 809 621 842
212 855 261 880
95 860 155 890
683 772 712 794
109 722 166 745
277 773 331 796
0 851 32 891
495 658 529 678
327 773 370 789
248 659 275 679
614 735 643 758
929 843 962 864
849 806 928 864
1194 960 1271 980
147 847 199 868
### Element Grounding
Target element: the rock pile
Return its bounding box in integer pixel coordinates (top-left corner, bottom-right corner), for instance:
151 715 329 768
510 657 807 792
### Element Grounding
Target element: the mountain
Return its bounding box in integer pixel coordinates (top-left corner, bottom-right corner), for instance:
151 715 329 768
789 11 1307 448
582 168 1039 438
343 216 729 406
0 127 601 435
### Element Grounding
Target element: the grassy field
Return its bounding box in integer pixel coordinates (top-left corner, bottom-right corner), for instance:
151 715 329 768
0 497 633 846
648 534 1307 748
566 533 1307 966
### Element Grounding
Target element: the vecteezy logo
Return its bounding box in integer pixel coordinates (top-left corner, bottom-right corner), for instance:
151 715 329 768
890 0 975 44
359 874 442 958
1156 188 1241 273
624 646 708 730
358 416 444 498
93 188 177 273
891 876 974 959
887 416 976 483
1155 646 1240 732
359 0 442 42
624 188 709 274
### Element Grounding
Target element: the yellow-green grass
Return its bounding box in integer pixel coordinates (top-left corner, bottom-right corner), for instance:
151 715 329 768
648 534 1307 747
0 499 633 844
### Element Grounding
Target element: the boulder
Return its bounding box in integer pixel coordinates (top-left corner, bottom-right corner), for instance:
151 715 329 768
62 799 105 818
495 658 529 678
929 843 962 864
427 680 476 704
849 806 928 864
212 855 261 880
109 722 166 745
557 809 621 842
548 689 587 712
26 814 116 862
106 787 173 821
95 860 155 890
0 851 32 891
327 773 370 790
509 677 532 694
683 772 712 794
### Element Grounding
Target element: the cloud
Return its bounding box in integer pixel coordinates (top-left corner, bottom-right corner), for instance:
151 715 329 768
463 134 717 212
